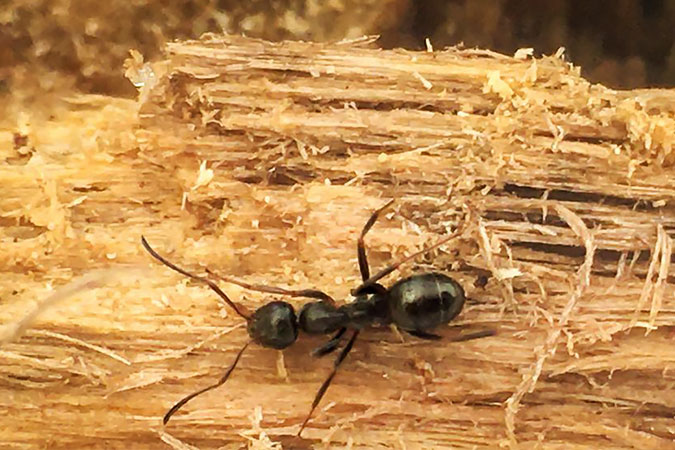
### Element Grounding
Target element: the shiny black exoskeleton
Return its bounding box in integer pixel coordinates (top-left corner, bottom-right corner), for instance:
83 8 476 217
388 272 466 332
141 199 493 435
298 272 464 337
247 301 298 349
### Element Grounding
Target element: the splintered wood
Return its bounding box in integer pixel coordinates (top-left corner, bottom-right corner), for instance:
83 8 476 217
2 34 675 449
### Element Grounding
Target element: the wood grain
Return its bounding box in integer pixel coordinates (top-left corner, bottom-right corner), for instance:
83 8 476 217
1 35 674 449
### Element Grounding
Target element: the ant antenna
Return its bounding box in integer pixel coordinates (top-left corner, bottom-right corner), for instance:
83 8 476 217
141 236 250 320
205 269 336 304
163 341 251 424
358 198 395 280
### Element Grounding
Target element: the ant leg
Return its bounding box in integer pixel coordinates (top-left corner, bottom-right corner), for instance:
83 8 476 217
408 328 495 342
141 237 250 319
206 269 336 305
309 282 382 357
447 329 496 342
163 341 251 425
311 328 347 357
406 329 442 340
297 330 360 437
358 199 395 281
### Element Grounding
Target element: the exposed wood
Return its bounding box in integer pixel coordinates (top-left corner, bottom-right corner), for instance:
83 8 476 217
1 34 675 449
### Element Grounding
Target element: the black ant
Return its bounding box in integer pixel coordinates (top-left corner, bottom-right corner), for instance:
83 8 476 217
141 199 495 436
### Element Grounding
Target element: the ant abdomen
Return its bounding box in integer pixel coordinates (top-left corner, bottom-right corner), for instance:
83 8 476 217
247 301 298 349
387 272 465 332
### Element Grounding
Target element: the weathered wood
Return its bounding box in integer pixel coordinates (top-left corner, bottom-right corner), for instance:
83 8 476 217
1 34 675 449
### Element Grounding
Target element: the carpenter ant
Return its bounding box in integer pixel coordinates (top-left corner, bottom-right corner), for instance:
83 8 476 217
141 199 494 436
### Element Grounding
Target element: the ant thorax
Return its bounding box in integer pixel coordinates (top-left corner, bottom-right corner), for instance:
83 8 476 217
339 294 391 329
298 301 346 335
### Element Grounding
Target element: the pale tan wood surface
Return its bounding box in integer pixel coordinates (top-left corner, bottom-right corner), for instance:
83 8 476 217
1 35 674 449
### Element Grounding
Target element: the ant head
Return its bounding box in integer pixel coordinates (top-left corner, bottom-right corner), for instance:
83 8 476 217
247 301 298 349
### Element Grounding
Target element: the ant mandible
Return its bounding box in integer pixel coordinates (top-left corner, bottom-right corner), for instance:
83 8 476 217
141 199 495 436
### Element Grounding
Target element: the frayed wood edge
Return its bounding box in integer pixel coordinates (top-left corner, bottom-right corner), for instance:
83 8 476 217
503 204 596 448
29 329 131 365
131 323 244 364
476 218 517 314
276 350 289 381
630 226 663 329
321 403 395 447
649 225 671 331
107 324 244 397
239 406 283 450
158 429 200 450
628 224 671 333
0 266 147 346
